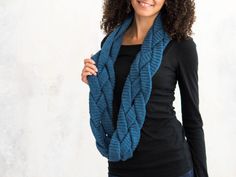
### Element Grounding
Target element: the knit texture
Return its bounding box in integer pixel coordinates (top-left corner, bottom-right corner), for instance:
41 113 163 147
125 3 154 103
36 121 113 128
88 11 171 162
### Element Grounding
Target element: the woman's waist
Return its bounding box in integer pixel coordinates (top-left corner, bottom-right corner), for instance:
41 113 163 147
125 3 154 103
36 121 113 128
108 141 193 177
141 115 184 138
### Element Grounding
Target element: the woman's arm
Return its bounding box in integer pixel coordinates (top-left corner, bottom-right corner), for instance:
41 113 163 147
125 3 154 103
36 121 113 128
176 38 209 177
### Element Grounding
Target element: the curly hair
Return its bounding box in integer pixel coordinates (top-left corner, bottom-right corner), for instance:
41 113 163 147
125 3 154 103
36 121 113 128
100 0 196 41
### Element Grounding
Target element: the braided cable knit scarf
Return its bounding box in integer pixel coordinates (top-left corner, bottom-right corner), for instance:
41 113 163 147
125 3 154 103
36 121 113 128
88 11 171 162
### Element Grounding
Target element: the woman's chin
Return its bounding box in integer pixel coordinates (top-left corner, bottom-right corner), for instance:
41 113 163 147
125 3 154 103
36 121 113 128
132 0 163 18
134 10 160 18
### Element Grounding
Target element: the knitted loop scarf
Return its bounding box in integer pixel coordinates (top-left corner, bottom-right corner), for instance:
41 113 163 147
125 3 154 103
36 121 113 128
88 12 171 162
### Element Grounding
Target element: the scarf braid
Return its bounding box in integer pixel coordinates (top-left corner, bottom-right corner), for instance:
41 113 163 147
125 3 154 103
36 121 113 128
88 11 171 161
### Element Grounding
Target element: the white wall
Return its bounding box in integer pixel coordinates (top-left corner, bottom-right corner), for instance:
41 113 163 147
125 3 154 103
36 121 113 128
0 0 235 177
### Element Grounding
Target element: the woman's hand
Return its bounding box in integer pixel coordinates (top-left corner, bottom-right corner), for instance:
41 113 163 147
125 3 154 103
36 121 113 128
81 56 98 85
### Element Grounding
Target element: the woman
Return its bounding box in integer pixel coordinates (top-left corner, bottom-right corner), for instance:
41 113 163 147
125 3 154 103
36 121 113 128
81 0 208 177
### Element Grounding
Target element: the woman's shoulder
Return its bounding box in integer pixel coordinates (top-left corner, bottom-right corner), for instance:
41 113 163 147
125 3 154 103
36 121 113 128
173 37 196 50
164 37 197 58
167 36 196 51
162 36 198 71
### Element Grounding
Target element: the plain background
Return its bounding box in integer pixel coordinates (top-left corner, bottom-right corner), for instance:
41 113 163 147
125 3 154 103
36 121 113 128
0 0 236 177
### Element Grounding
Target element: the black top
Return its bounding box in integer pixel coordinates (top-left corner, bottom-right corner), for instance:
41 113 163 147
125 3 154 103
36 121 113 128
100 36 208 177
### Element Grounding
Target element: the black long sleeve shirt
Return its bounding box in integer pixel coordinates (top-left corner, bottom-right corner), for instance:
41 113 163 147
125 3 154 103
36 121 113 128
100 36 208 177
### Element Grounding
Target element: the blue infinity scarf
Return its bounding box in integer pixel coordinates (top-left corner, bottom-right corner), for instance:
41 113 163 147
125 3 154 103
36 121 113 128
88 12 171 162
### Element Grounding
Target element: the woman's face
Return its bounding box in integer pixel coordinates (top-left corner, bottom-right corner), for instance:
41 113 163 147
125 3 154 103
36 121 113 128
130 0 165 17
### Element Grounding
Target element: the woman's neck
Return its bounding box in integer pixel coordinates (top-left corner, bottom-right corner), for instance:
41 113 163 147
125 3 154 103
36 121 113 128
124 12 159 44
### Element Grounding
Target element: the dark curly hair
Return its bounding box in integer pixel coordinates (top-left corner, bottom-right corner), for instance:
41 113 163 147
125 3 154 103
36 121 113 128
100 0 196 41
